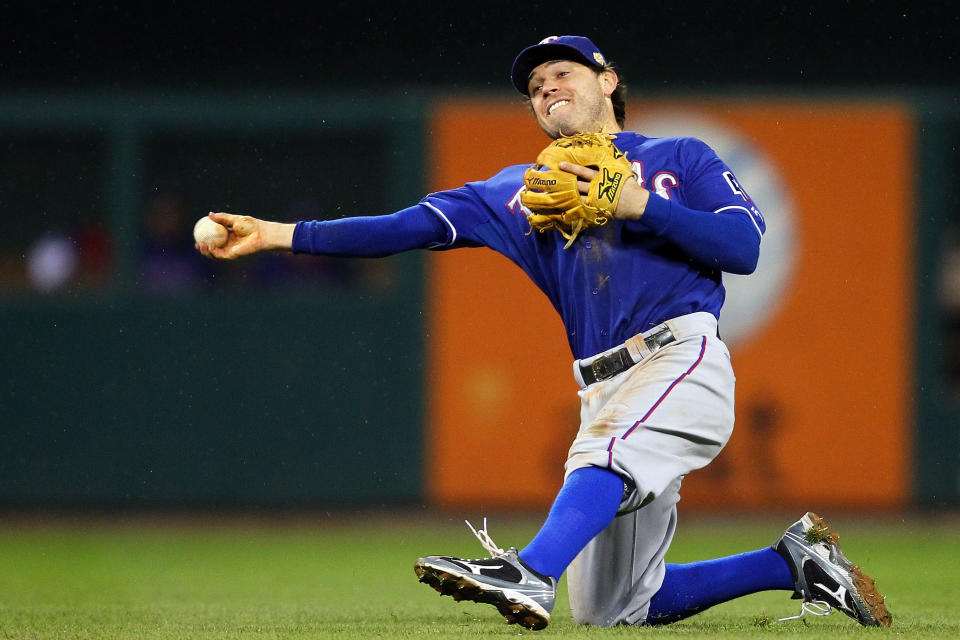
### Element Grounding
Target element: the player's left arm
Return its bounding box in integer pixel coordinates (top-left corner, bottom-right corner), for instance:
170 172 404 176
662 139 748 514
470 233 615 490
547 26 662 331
560 145 763 275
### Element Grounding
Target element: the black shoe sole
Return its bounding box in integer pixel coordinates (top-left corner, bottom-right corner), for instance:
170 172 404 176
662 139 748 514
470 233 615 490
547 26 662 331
414 562 550 631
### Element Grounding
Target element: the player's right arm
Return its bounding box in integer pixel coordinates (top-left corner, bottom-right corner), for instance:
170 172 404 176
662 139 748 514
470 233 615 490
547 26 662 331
197 166 522 261
196 206 450 260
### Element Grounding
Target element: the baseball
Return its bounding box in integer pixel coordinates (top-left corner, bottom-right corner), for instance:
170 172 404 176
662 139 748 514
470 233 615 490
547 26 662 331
193 216 228 247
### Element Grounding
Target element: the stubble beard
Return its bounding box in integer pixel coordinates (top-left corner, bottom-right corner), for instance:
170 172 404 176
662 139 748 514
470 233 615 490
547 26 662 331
541 92 610 139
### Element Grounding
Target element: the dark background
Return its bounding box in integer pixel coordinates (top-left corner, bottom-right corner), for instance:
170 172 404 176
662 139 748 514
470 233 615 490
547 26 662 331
2 1 956 92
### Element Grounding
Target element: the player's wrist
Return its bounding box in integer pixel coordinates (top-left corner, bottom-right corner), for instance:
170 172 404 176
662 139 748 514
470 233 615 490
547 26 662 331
613 183 650 220
635 187 650 217
263 221 296 251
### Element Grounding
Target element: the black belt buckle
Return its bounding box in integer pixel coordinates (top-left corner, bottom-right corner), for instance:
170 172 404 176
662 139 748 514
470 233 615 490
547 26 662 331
586 347 633 384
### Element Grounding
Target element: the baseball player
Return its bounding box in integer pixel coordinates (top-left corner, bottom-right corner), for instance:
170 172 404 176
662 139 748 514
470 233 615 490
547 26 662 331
197 35 889 630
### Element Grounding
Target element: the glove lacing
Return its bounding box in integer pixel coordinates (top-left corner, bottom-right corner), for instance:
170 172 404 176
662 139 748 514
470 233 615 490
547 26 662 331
465 517 506 557
776 599 833 623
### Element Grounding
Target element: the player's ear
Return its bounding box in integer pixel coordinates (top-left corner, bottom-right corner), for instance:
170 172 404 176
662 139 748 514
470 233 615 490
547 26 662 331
599 69 619 97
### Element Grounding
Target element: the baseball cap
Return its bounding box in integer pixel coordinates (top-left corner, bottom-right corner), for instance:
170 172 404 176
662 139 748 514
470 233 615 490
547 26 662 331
510 35 608 94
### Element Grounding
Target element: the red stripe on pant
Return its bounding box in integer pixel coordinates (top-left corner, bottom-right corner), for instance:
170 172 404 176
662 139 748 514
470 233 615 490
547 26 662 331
620 335 708 442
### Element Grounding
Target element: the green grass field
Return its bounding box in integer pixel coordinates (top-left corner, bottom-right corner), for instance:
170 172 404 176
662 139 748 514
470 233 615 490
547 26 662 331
0 511 956 639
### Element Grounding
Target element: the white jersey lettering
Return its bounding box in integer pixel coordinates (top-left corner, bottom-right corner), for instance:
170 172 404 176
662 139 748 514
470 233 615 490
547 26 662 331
652 171 679 200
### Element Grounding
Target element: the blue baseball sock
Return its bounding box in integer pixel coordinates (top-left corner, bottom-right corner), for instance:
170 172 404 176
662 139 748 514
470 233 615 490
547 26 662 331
518 466 624 580
646 547 795 624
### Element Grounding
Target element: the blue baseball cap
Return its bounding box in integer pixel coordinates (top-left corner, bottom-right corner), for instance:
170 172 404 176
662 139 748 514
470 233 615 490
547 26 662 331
510 35 608 95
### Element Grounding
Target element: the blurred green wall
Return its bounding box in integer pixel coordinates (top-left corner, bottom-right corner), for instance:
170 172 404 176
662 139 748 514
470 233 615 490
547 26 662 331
0 93 428 508
1 291 424 507
914 100 960 508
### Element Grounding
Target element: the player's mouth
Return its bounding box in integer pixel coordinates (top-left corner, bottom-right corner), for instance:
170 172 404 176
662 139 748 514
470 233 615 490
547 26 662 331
547 99 570 116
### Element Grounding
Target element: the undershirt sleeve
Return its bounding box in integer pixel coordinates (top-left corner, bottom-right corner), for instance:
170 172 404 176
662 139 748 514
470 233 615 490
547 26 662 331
291 204 449 257
637 194 760 275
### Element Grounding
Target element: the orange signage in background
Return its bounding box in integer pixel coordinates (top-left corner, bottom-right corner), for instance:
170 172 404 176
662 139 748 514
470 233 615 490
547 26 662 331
425 98 913 511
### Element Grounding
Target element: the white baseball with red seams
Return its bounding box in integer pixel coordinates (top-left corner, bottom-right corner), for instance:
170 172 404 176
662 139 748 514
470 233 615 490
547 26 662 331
563 311 736 625
193 216 228 247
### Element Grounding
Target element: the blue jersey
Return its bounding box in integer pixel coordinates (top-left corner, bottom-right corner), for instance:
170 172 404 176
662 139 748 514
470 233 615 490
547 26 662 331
420 133 765 360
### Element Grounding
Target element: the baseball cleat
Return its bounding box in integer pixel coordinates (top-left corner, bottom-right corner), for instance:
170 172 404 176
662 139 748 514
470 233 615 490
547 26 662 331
773 512 891 627
414 519 557 631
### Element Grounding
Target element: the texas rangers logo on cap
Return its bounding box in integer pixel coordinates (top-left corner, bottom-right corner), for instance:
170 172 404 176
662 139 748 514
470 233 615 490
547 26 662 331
511 35 610 94
538 35 605 66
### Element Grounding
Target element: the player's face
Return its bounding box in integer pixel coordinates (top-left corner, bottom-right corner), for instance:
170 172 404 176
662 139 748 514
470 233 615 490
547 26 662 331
527 60 619 139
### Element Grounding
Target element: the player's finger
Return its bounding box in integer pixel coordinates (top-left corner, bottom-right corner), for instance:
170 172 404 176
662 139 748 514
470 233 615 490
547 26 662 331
232 216 257 236
204 237 243 260
227 233 263 259
209 211 241 228
208 244 238 260
558 162 597 180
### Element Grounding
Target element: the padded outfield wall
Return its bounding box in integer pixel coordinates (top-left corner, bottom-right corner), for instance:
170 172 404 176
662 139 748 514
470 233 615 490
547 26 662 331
0 94 428 508
425 97 918 511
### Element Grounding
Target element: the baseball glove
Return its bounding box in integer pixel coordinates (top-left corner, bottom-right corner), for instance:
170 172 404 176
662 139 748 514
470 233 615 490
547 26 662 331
521 132 634 248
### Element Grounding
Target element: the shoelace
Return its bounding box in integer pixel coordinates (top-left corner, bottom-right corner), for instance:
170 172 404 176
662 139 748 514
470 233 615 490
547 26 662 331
776 600 832 623
465 517 505 556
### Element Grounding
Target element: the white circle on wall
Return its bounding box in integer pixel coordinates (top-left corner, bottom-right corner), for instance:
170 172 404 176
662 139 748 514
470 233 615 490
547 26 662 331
625 110 798 347
27 233 79 292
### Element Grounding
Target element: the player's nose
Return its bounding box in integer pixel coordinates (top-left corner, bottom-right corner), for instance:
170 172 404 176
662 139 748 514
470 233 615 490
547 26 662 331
542 80 560 94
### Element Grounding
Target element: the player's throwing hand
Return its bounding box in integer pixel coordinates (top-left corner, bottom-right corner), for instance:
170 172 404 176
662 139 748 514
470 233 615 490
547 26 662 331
196 212 295 259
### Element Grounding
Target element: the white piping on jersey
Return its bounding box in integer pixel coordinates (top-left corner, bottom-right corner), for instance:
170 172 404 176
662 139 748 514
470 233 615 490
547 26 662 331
715 204 763 240
422 201 458 247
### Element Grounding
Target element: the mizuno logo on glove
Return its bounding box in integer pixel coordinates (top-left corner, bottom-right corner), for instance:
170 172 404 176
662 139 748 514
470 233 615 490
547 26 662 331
529 176 558 187
520 131 635 249
597 169 623 203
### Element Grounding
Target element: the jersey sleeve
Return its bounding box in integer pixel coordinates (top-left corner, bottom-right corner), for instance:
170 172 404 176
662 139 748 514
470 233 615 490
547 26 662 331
676 137 766 241
418 185 488 250
419 165 531 253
